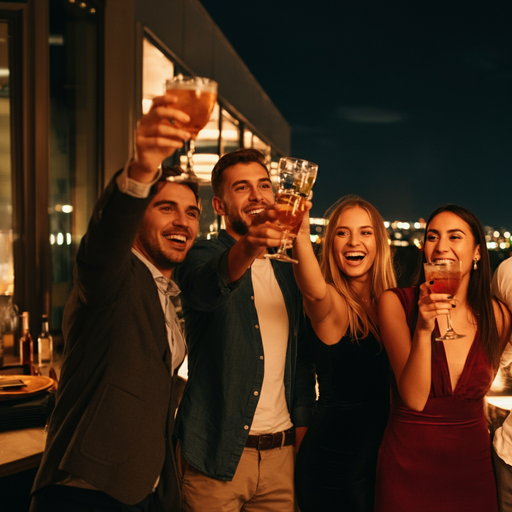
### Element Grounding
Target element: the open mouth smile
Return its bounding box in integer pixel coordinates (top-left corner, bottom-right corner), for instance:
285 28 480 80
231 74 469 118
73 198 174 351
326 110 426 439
344 251 366 262
163 233 189 245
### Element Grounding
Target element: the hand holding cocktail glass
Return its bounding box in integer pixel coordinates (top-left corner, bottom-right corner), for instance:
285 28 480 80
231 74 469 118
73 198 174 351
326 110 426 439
265 157 318 264
164 75 218 182
424 261 465 341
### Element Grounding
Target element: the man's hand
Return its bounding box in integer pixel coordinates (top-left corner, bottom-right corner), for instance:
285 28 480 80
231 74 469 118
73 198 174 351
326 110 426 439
227 206 284 283
242 206 285 255
129 95 192 183
295 426 308 452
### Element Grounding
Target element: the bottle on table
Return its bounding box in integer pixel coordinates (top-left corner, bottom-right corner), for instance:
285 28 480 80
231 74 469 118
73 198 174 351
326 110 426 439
19 311 34 375
37 314 53 368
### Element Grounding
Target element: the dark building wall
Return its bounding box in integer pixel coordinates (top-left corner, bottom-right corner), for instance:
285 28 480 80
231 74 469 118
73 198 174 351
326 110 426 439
133 0 291 155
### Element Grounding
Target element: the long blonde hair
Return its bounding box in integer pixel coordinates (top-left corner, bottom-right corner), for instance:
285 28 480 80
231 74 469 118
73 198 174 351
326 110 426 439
320 195 396 342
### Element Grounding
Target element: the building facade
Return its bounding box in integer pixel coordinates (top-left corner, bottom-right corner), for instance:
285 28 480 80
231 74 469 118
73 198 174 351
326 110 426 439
0 0 291 342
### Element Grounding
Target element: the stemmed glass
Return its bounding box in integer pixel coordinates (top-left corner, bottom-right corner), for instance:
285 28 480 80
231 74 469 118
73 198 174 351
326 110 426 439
265 157 318 264
423 261 466 341
164 75 218 182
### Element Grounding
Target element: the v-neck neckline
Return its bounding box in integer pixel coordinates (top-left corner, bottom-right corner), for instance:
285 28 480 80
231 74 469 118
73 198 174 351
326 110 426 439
436 322 477 394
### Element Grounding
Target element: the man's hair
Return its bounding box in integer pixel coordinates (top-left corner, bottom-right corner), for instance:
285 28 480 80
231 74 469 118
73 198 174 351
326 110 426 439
160 165 200 205
211 149 268 198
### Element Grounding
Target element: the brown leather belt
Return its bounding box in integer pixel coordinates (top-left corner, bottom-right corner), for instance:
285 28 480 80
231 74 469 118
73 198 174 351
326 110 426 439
245 428 295 451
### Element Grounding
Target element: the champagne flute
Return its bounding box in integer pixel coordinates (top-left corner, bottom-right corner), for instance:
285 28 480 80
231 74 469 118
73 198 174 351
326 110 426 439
423 261 466 341
265 157 318 264
164 75 218 182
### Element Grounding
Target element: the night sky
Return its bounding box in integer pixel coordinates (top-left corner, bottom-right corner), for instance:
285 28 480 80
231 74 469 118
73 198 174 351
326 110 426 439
199 0 512 230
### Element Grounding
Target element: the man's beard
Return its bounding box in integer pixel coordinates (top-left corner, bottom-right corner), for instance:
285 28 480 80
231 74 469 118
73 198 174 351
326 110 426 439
230 216 249 236
136 227 186 271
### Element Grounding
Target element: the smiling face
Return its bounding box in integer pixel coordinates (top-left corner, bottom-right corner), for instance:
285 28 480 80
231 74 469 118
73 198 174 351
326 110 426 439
212 162 274 239
424 211 480 278
133 182 200 278
333 206 377 283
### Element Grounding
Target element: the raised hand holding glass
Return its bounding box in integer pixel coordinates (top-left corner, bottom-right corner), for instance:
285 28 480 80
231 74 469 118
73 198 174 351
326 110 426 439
266 157 318 264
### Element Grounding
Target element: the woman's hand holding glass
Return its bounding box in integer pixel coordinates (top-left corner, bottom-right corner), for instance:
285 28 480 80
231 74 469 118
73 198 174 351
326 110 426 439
417 280 455 334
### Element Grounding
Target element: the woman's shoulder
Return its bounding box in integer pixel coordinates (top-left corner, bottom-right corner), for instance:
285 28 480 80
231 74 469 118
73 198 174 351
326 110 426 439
381 286 417 305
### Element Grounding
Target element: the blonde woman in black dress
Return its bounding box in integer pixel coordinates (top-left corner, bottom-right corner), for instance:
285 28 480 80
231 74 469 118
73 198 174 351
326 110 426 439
291 195 396 512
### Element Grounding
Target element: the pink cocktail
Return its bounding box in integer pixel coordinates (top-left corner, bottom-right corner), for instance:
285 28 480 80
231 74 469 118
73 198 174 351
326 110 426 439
424 261 465 341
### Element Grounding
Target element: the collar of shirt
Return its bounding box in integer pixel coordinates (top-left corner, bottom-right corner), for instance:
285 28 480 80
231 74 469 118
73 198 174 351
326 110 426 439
131 248 181 299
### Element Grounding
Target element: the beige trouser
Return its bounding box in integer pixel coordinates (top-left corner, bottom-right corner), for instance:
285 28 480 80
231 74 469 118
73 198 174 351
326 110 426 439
177 443 298 512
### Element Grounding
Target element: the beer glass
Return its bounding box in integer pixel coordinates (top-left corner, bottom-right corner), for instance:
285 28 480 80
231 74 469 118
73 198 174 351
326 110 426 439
164 75 218 182
266 157 318 264
424 261 465 341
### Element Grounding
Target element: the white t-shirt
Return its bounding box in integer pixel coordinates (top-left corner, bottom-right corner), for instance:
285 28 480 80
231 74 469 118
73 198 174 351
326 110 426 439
492 257 512 465
249 257 293 435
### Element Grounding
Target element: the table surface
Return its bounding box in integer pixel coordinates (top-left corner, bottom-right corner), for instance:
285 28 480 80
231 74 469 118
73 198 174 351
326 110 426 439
0 427 47 478
0 353 60 478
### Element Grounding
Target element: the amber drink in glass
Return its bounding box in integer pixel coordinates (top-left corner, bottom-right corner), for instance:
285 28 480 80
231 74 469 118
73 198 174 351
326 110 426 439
164 75 218 180
266 157 318 264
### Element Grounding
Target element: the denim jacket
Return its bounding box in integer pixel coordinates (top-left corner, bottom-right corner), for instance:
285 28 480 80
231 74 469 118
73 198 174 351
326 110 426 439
174 230 316 481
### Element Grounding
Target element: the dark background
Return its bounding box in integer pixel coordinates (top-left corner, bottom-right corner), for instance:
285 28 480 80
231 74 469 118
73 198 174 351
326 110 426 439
199 0 512 229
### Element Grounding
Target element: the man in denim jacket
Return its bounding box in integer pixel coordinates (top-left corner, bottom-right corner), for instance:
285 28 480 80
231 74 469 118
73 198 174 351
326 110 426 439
174 149 316 511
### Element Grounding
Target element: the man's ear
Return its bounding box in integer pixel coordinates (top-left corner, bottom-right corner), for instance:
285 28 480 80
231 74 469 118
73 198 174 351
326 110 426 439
212 196 225 216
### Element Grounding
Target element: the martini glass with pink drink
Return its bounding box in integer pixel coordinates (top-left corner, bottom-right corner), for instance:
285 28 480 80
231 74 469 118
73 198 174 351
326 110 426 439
423 261 466 341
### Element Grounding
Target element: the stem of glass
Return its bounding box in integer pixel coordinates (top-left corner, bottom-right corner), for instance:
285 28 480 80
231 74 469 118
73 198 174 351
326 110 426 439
185 139 195 174
445 312 456 337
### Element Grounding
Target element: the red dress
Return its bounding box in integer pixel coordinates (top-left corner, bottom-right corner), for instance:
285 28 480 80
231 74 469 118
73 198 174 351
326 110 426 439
375 287 497 512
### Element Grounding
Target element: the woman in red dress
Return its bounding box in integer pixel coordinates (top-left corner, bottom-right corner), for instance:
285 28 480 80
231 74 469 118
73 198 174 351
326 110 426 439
375 204 511 512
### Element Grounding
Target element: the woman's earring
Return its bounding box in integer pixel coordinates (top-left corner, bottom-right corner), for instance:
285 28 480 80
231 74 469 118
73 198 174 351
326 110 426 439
473 259 478 270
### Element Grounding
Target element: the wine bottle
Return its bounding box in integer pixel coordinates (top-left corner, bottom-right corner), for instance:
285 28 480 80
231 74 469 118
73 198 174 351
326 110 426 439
37 314 53 367
19 311 34 375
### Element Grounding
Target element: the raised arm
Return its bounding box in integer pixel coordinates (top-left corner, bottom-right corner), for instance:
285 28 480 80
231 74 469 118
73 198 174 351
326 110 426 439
129 94 191 181
378 284 452 411
75 94 191 304
292 208 349 344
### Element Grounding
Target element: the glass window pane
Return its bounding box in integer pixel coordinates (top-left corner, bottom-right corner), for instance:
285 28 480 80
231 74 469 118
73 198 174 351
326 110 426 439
243 127 253 149
252 134 270 161
220 109 240 156
180 103 220 239
0 21 13 296
49 0 101 330
142 38 174 114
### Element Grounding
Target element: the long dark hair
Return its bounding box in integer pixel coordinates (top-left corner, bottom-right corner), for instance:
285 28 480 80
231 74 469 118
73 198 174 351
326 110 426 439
415 204 500 369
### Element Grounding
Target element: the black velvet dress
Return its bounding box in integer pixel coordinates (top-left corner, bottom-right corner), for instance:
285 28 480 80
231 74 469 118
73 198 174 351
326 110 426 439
295 320 390 512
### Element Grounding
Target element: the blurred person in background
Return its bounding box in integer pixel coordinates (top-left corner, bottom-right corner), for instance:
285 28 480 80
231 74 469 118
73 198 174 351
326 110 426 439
491 256 512 512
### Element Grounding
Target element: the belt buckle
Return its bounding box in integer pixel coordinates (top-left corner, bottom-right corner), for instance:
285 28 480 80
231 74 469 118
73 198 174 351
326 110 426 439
258 433 273 450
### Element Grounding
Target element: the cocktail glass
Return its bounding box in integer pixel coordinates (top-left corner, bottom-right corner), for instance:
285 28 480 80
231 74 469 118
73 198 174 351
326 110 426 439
164 75 218 182
423 261 466 341
265 157 318 264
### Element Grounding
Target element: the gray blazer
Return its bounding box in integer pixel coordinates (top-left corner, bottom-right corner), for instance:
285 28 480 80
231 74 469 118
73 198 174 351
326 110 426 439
32 174 182 509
